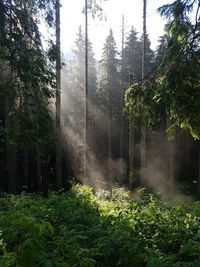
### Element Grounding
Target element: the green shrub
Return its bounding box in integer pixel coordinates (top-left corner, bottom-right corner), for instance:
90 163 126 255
0 185 200 266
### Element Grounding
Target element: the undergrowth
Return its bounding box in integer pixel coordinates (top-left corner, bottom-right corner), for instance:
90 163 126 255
0 185 200 266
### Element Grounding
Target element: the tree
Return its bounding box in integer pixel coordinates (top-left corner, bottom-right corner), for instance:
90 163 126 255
0 0 56 193
87 0 108 19
141 0 147 185
122 25 155 185
88 40 98 152
155 34 170 66
55 0 62 190
123 27 142 84
158 0 200 195
84 0 88 177
158 0 200 139
123 27 143 185
98 29 120 178
123 29 154 85
120 15 125 174
62 26 97 177
84 0 108 177
125 0 200 192
155 33 177 185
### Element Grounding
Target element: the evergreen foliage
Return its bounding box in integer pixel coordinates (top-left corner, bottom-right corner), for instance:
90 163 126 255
97 29 121 159
0 0 56 146
157 0 200 139
123 27 142 83
125 0 200 140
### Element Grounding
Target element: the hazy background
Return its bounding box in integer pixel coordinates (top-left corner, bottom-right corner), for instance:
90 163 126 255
60 0 174 59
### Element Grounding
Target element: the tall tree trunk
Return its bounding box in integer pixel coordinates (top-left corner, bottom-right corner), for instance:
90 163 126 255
166 119 176 190
55 0 62 190
107 49 112 180
6 144 16 193
84 0 88 177
36 145 42 192
140 0 147 183
24 149 28 187
5 96 16 193
94 106 97 153
42 153 48 198
120 15 125 174
6 0 16 194
108 87 112 181
168 139 176 185
197 143 200 197
129 73 135 188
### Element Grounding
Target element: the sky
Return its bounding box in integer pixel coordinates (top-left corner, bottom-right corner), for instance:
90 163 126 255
60 0 173 59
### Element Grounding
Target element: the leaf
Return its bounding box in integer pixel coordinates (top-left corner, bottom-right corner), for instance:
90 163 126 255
146 256 167 267
178 243 194 256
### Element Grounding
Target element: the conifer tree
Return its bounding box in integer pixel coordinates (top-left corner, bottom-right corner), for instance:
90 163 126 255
98 29 120 177
55 0 62 190
63 26 97 176
123 27 142 84
0 0 56 192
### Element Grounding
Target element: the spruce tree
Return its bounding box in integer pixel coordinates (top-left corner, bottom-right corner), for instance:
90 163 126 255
63 26 97 176
123 27 142 84
98 29 120 178
0 0 56 192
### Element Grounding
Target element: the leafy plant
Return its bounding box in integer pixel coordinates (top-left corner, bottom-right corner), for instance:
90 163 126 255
0 185 200 266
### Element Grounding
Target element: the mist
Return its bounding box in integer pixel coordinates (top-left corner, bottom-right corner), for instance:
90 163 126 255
59 23 199 200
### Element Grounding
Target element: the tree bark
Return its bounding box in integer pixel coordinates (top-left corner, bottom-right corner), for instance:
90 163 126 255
197 143 200 197
120 15 125 174
6 142 16 193
24 149 28 187
84 0 88 177
129 73 135 188
5 97 16 194
36 145 42 192
107 49 112 180
140 0 147 183
108 87 112 181
55 0 62 190
6 0 16 194
166 119 176 190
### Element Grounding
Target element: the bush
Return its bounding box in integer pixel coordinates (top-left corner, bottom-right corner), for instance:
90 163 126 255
0 185 200 266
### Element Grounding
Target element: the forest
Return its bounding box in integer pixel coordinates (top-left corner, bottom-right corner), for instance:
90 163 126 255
0 0 200 266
